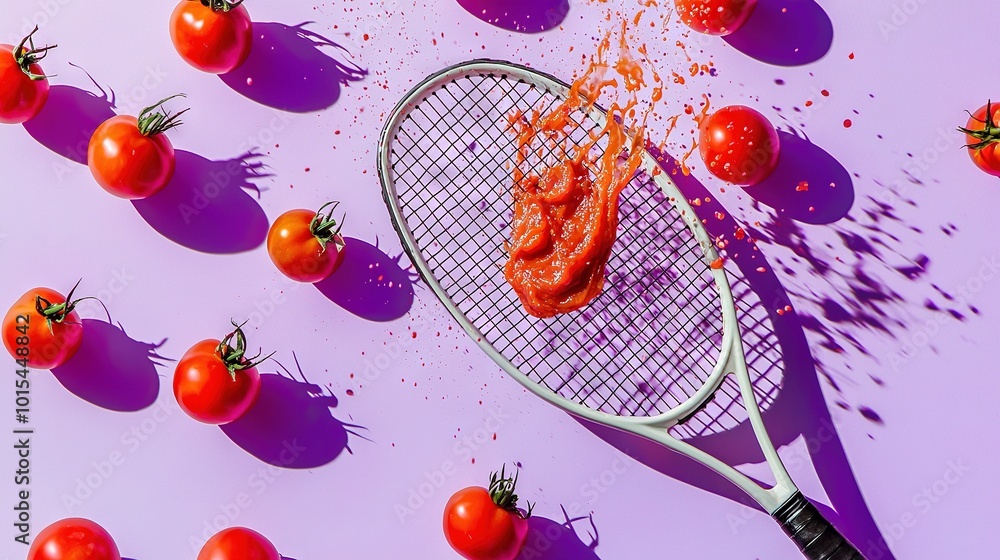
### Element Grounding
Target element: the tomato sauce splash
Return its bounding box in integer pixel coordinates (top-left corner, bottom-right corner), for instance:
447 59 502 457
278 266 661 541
503 21 661 318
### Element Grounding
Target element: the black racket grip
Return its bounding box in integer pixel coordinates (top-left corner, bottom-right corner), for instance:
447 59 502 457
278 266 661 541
773 492 867 560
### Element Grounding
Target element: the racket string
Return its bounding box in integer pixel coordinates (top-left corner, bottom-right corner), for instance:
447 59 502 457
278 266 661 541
389 73 730 418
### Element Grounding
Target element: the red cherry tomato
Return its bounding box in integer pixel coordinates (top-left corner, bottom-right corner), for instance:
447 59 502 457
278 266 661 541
170 0 253 74
2 282 87 370
444 468 531 560
198 527 279 560
173 321 269 425
88 94 188 200
28 518 121 560
674 0 757 36
959 101 1000 177
267 201 347 283
699 105 780 186
0 27 54 124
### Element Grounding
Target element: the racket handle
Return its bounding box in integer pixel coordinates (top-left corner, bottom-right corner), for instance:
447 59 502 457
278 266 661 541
773 491 867 560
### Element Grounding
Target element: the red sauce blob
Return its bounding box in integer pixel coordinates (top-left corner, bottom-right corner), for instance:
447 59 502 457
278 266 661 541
503 23 657 318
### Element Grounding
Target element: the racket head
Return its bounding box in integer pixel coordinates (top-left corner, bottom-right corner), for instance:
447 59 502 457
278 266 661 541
378 59 741 428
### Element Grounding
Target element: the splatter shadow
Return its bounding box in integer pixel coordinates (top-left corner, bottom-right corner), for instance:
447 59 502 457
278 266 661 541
744 130 854 225
517 508 600 560
315 237 417 321
724 0 833 66
51 319 168 412
132 150 270 254
221 356 367 468
456 0 569 33
221 22 367 113
578 147 895 559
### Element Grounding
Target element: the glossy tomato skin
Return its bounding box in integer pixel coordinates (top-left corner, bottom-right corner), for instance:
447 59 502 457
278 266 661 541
170 0 253 74
0 44 49 124
699 105 780 186
88 115 176 199
675 0 757 36
174 339 261 424
198 527 279 560
963 104 1000 177
444 487 529 560
2 287 83 370
267 209 346 283
28 518 121 560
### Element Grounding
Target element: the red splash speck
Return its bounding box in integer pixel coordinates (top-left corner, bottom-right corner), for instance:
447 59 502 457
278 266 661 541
821 89 830 97
843 119 853 128
796 181 809 192
346 389 355 396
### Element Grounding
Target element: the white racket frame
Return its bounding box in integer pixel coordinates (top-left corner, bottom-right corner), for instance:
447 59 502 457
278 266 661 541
378 59 797 513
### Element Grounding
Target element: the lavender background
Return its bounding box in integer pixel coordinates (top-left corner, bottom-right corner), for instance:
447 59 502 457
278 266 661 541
0 0 995 558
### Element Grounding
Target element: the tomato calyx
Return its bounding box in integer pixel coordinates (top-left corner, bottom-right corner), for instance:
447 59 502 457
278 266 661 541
310 201 347 252
216 320 274 380
959 100 1000 151
137 94 190 137
196 0 245 12
13 26 57 81
34 279 91 333
488 465 534 519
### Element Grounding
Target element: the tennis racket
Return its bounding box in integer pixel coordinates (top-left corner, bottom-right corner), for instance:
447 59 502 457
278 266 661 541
377 59 865 560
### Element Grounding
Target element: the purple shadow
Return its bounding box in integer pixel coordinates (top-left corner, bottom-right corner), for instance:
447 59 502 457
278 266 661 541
517 510 600 560
724 0 833 66
132 150 269 254
23 84 115 164
51 319 165 412
315 237 417 322
577 147 894 559
456 0 569 33
221 22 367 113
221 374 352 469
745 130 854 225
